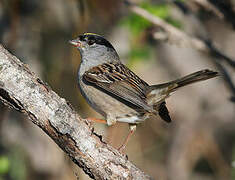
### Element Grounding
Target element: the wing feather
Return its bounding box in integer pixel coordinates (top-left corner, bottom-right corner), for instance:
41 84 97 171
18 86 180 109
82 63 152 111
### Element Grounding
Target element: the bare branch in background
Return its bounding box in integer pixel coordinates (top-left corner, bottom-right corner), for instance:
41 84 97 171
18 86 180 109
0 45 152 180
179 0 235 27
207 0 235 28
125 0 235 102
191 0 224 19
213 58 235 101
125 0 208 51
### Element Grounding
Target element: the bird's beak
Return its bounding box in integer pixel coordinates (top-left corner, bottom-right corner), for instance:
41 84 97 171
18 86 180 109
69 39 81 47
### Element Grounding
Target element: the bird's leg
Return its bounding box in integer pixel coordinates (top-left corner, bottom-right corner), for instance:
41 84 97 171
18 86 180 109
87 117 107 124
118 124 136 153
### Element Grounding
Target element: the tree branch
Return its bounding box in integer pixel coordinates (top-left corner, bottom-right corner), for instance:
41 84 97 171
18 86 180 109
125 1 235 67
125 0 235 102
0 45 152 180
125 0 208 51
191 0 224 19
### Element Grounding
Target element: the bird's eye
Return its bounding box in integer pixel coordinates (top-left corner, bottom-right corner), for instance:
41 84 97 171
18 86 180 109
88 39 95 46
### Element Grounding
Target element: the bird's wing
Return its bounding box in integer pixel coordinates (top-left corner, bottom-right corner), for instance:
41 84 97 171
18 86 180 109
82 62 152 111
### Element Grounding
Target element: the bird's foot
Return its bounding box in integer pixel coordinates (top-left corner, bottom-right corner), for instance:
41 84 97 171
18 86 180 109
87 117 107 124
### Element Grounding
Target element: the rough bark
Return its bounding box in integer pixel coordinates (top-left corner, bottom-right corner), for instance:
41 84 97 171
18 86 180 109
0 45 152 180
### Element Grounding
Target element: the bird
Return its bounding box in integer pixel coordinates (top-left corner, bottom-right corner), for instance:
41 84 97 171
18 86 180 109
69 33 218 151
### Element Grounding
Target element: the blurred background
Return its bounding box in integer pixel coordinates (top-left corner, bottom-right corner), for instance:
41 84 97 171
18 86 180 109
0 0 234 179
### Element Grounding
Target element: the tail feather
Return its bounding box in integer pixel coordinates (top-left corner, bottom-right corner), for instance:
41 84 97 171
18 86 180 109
158 102 171 123
146 69 218 122
169 69 218 90
147 69 218 95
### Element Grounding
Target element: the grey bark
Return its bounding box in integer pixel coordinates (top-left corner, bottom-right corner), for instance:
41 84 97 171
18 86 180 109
0 45 152 180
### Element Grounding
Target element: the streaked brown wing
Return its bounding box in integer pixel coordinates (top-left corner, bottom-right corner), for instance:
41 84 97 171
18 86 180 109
82 62 152 111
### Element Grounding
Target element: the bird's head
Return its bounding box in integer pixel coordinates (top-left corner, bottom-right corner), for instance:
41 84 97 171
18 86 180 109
69 33 119 64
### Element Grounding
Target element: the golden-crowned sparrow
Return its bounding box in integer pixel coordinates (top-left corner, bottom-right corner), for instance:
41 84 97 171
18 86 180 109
69 33 218 151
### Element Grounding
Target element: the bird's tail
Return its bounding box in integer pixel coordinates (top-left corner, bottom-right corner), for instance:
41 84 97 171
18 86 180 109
146 69 218 123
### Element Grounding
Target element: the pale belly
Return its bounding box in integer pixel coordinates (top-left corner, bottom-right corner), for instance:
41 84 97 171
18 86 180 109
78 79 141 125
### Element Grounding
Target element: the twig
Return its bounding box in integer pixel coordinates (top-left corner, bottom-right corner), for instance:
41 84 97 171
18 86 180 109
192 0 224 19
208 0 235 28
125 1 235 68
0 45 152 180
125 0 208 51
204 40 235 68
125 0 235 102
213 58 235 101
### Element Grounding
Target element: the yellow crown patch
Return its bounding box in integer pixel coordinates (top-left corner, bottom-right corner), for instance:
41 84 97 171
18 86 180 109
84 32 101 36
